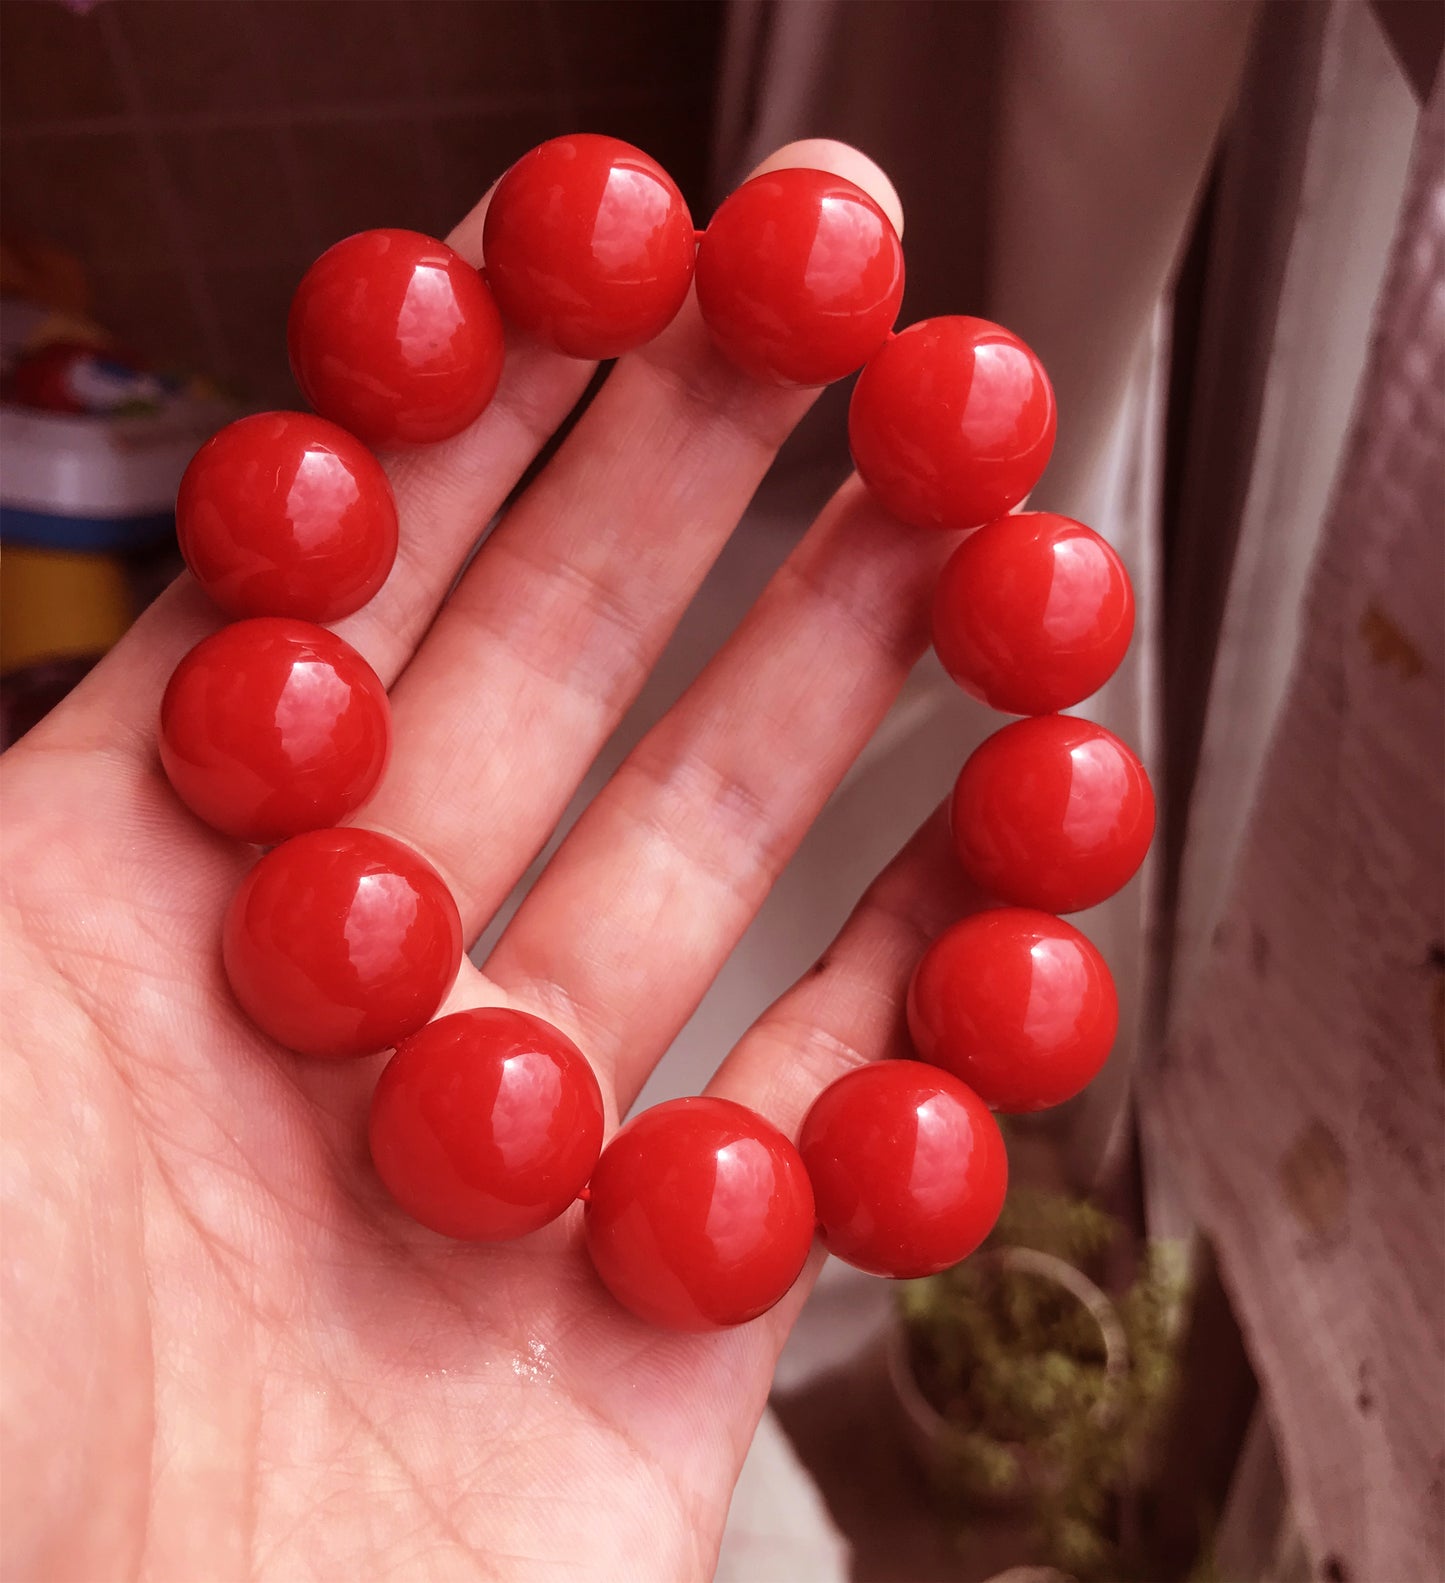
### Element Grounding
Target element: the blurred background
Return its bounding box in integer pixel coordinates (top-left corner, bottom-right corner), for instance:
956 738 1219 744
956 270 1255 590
1 3 1440 1581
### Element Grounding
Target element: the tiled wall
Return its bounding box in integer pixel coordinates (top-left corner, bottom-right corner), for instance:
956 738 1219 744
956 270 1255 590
1 0 724 404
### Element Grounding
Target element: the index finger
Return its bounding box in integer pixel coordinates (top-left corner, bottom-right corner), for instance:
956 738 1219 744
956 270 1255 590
16 177 595 761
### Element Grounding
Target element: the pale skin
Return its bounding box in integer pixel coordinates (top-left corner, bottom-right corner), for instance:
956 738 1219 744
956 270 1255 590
0 142 984 1581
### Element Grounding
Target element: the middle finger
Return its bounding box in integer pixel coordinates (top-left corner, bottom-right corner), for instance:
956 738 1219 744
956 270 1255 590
361 142 905 940
484 475 960 1107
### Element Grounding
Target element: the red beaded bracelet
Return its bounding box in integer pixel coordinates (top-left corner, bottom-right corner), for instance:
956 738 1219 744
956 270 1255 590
159 132 1153 1333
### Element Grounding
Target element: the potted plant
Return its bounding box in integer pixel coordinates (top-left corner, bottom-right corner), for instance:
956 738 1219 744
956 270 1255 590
888 1187 1183 1580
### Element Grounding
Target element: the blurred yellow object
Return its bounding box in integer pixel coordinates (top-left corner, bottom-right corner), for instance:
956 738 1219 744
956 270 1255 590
21 310 116 356
0 544 131 674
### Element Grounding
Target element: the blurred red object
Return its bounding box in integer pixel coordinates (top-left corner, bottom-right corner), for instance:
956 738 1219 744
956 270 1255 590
4 340 169 415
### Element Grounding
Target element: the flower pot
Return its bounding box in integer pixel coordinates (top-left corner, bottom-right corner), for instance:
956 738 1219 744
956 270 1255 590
885 1247 1129 1512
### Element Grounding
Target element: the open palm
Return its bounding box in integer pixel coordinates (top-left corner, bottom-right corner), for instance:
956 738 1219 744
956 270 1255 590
0 142 979 1581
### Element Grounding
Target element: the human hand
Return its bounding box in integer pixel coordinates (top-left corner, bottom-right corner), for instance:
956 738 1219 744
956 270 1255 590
0 139 979 1581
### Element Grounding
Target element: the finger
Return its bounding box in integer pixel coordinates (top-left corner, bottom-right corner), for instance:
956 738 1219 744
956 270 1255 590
27 181 598 762
706 806 982 1126
713 810 980 1355
483 476 959 1107
358 140 904 936
416 804 966 1126
749 137 904 232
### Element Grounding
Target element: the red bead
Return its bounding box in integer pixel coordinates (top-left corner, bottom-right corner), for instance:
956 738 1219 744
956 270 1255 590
799 1061 1007 1278
159 618 391 844
907 910 1118 1112
223 827 462 1059
932 512 1134 715
288 229 504 449
483 134 695 360
369 1007 604 1241
695 167 905 387
583 1097 815 1331
950 716 1154 914
177 411 398 623
848 316 1056 532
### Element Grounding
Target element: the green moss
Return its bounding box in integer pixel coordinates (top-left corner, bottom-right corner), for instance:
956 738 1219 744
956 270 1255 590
899 1188 1187 1580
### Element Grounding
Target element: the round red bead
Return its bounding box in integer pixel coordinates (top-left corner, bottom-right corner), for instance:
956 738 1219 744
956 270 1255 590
223 827 462 1059
932 512 1134 715
159 618 391 844
177 411 398 623
695 166 904 387
907 909 1118 1112
950 716 1154 914
288 229 504 449
848 316 1056 532
370 1007 604 1241
583 1096 815 1331
799 1061 1007 1279
483 134 696 360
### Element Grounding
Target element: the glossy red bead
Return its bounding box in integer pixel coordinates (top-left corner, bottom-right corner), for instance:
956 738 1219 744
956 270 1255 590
177 411 398 623
583 1097 815 1331
799 1061 1007 1279
288 229 504 449
932 512 1134 715
223 827 462 1059
848 316 1056 532
369 1007 604 1241
483 134 696 360
907 910 1118 1112
950 716 1154 914
695 167 905 387
159 618 391 844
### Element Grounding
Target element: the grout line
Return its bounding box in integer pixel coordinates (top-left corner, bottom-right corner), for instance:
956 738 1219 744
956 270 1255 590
538 0 581 130
1 94 557 140
0 85 700 141
268 119 320 259
386 0 452 233
232 0 326 261
95 4 231 381
94 249 315 276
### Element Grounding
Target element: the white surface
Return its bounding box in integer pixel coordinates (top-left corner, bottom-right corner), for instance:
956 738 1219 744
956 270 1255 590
0 402 225 516
716 1408 850 1583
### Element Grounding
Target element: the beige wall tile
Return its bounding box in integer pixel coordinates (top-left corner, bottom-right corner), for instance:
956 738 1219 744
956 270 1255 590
429 109 561 225
91 266 211 372
2 132 173 268
159 127 306 265
0 1 124 126
116 0 274 118
410 0 553 100
262 0 411 108
291 119 436 245
208 259 306 403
